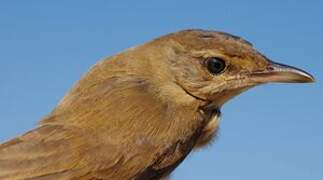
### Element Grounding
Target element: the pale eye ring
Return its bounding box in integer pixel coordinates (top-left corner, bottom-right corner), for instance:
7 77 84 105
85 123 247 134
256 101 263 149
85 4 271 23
206 57 226 74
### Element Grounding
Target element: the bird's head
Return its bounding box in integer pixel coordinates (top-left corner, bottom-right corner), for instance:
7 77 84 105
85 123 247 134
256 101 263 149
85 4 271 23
144 29 314 110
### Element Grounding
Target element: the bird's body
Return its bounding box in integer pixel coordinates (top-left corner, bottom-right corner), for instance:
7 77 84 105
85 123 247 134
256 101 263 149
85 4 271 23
0 29 314 180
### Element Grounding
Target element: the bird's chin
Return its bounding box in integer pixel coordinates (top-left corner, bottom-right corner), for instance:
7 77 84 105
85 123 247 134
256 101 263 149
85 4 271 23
203 85 255 111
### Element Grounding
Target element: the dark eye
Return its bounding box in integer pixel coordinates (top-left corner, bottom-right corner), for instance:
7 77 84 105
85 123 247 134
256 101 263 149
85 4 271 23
206 57 226 74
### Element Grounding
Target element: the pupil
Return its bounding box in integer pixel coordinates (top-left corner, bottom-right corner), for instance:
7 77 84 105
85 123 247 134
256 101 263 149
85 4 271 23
207 58 225 74
213 62 222 69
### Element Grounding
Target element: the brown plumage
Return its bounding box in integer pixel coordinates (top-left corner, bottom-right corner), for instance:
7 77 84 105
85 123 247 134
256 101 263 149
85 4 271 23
0 29 314 180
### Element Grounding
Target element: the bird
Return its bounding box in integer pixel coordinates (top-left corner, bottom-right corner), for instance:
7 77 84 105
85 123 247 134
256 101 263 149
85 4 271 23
0 29 314 180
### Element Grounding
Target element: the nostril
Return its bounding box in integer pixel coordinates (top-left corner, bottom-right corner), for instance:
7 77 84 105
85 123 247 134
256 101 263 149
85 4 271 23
266 66 275 71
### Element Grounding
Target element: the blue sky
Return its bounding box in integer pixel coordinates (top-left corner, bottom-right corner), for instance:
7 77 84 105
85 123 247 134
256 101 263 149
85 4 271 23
0 1 322 179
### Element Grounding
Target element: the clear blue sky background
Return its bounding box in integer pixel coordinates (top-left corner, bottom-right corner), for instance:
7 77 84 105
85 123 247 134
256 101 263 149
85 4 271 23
0 1 322 179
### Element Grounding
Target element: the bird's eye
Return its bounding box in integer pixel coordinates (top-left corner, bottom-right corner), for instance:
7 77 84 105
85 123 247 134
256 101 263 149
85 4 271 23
206 57 226 74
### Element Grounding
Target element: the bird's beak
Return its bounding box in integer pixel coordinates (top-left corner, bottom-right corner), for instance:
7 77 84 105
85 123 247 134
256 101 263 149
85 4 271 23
249 61 315 83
